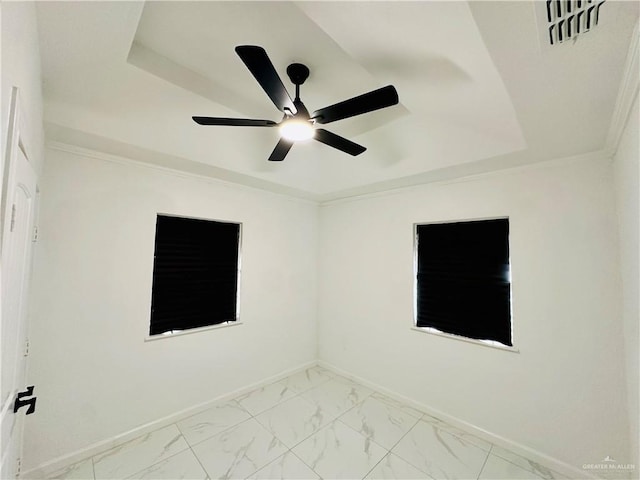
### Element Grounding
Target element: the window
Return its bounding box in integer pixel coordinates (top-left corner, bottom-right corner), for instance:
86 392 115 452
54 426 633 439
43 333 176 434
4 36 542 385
414 218 512 347
149 215 241 336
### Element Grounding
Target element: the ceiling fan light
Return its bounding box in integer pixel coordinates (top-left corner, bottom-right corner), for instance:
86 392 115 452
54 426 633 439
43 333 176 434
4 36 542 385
280 120 314 142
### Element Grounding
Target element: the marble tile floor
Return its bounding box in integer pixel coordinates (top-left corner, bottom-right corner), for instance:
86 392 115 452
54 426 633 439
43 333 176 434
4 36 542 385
47 366 571 480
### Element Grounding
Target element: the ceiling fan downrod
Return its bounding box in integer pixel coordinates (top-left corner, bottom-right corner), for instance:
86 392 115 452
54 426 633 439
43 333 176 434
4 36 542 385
286 63 310 102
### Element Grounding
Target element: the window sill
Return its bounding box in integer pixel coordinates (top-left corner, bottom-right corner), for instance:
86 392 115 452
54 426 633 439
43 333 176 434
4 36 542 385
411 326 519 353
144 321 243 342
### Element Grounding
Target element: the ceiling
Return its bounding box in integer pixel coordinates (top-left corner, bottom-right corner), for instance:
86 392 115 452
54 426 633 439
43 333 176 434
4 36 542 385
36 1 639 202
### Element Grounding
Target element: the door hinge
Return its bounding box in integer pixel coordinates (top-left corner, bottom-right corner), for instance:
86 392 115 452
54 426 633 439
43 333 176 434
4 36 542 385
32 226 38 243
10 203 16 232
16 457 22 477
24 339 30 357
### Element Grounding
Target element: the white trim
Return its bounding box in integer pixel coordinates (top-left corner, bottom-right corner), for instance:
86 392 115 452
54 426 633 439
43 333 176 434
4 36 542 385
319 148 613 207
434 149 615 184
1 87 26 251
46 130 617 208
317 360 598 480
21 360 318 479
45 140 320 205
25 358 599 479
410 326 520 353
144 320 243 342
605 18 640 155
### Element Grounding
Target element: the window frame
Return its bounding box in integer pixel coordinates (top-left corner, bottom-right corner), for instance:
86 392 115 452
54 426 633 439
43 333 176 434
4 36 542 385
412 217 518 353
144 212 243 341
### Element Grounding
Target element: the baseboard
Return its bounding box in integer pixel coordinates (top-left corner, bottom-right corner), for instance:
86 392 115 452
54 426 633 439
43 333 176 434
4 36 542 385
22 360 317 479
318 360 598 480
24 359 602 480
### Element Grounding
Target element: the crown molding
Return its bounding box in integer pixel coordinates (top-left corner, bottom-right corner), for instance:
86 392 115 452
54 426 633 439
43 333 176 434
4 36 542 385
605 19 640 155
319 148 613 206
45 140 321 205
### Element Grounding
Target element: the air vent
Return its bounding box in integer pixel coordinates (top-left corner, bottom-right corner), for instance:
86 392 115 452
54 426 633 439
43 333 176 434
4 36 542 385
545 0 605 45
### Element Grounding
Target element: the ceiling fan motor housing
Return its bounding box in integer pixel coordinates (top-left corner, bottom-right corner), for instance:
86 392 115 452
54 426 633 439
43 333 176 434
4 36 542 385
286 63 310 86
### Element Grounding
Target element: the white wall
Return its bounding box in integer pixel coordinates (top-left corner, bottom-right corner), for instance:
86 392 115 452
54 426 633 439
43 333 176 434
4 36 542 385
1 1 45 176
23 147 318 470
613 93 639 467
318 156 630 469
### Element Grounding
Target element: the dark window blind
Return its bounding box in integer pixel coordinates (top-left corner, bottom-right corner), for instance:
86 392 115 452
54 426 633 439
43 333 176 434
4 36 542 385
416 219 512 346
149 215 240 336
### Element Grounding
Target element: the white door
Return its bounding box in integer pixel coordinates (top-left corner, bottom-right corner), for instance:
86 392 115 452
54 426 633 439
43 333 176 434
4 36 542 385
0 88 38 479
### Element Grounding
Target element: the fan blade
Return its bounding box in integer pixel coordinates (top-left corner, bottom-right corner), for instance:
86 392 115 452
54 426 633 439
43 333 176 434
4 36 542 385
192 116 277 127
314 129 366 156
235 46 297 115
268 138 294 161
312 85 399 125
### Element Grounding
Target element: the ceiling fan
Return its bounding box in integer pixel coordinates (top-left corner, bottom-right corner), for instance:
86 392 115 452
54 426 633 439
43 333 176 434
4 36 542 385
192 45 399 162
